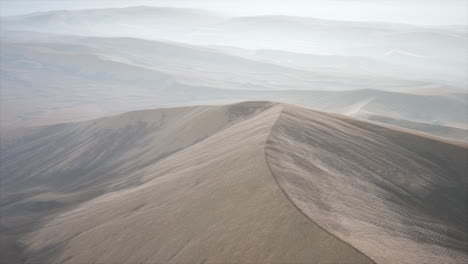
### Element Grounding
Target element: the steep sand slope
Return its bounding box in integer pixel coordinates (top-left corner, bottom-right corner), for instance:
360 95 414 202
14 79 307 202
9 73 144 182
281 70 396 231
1 102 466 263
16 102 373 264
0 103 277 262
266 104 468 264
0 103 276 237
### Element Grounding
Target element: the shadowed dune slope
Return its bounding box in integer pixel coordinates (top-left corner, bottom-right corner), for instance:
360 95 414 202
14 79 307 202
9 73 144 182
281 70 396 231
0 103 277 236
1 102 467 263
266 104 468 264
0 103 275 262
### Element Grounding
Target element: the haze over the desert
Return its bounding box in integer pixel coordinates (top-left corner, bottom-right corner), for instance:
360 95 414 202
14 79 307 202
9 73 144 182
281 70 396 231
2 0 467 25
0 0 467 263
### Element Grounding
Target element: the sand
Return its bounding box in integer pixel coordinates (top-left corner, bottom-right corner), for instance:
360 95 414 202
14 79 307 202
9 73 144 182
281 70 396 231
1 102 466 263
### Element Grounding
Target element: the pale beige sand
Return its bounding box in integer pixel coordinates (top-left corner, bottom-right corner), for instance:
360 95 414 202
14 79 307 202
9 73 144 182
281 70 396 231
16 102 372 263
1 102 466 263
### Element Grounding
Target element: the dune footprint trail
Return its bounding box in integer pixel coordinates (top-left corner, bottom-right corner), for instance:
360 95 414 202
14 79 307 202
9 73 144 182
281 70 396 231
1 102 467 263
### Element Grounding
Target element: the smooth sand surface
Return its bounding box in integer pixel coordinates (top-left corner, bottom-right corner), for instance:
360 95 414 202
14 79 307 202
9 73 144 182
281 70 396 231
1 102 466 263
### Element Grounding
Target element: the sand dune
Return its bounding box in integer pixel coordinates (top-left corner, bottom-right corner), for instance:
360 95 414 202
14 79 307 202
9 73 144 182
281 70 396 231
4 8 465 56
1 102 466 263
2 36 466 134
3 6 467 87
266 104 468 264
1 6 224 41
211 47 468 88
1 33 437 93
366 114 468 142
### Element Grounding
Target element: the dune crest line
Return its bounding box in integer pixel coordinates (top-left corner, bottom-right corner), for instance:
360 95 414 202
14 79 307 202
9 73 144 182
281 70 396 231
263 104 377 263
2 102 466 264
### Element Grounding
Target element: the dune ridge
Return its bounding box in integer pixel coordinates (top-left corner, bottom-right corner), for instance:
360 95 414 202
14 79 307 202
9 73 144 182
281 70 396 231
16 102 374 263
1 102 466 263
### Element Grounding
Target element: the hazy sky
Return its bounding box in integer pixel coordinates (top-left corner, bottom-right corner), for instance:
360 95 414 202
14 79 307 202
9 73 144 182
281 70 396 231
0 0 467 25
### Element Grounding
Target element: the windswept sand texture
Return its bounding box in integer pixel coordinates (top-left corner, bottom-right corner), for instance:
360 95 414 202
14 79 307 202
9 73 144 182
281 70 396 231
1 102 467 263
266 104 468 264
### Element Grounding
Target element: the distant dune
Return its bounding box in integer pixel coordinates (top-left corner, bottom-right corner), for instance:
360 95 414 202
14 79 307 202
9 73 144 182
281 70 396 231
1 35 466 138
366 114 468 142
1 6 224 41
1 102 466 263
2 6 467 86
